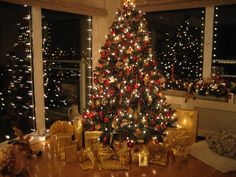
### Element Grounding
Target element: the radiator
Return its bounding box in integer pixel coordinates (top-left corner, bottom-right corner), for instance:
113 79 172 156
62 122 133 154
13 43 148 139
194 107 236 136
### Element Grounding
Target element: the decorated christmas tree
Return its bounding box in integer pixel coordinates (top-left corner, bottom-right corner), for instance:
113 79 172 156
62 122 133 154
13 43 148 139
42 22 69 110
160 20 203 81
1 12 35 137
83 0 177 145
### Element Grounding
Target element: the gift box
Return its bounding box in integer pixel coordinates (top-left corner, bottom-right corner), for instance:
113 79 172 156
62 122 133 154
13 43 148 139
147 141 168 166
131 144 143 163
84 131 103 151
86 147 97 163
55 133 72 158
164 109 198 156
97 144 115 162
98 160 129 171
65 144 78 163
114 141 131 165
78 149 90 163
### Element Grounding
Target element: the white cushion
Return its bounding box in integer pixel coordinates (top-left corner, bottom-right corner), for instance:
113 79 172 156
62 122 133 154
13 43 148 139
188 141 236 173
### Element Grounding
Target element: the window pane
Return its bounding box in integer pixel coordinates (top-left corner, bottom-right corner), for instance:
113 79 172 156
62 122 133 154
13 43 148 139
212 4 236 79
146 8 204 81
42 9 90 129
0 2 34 142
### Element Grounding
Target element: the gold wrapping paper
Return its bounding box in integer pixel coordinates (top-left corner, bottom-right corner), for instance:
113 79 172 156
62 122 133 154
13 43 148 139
131 143 145 163
65 144 78 163
114 142 131 165
49 120 74 136
164 109 198 156
138 145 149 166
86 147 97 163
73 118 83 149
84 131 103 151
147 141 168 166
97 144 115 162
56 134 72 158
78 149 90 163
98 160 129 171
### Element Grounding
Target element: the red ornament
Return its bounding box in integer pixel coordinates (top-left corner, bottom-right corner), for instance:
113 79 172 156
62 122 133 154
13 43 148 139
94 79 98 84
126 67 131 75
104 117 109 123
127 140 134 148
151 120 155 126
155 80 161 85
126 84 133 92
108 88 115 96
134 83 139 89
126 32 131 38
99 111 103 118
104 79 110 87
103 136 107 144
133 56 138 62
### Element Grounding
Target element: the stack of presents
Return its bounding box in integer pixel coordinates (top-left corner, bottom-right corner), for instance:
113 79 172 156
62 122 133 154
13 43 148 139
49 109 198 170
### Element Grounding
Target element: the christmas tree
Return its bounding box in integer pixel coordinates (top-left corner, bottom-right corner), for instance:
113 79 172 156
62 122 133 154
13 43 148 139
159 20 203 81
42 22 68 110
83 0 177 145
1 12 35 138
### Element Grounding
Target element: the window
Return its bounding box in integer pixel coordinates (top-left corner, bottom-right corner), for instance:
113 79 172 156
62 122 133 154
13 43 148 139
212 4 236 80
145 8 205 81
41 9 90 129
0 2 34 142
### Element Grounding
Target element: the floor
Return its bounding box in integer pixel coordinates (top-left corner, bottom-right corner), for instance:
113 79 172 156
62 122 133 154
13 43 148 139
29 141 236 177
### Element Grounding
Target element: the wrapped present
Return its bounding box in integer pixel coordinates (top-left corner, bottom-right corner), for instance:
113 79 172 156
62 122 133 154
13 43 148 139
97 144 115 162
98 160 129 171
78 149 90 163
56 134 72 158
164 129 190 155
84 131 103 151
73 117 83 149
138 146 149 166
131 144 143 163
86 147 97 163
163 108 198 156
114 142 131 165
49 120 74 136
65 144 78 163
147 141 168 166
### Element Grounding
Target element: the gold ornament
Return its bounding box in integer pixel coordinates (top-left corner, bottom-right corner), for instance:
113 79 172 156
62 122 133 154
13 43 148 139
128 108 134 114
148 95 153 103
102 98 108 106
112 120 118 129
95 100 101 106
119 97 123 105
115 61 121 68
134 111 138 120
144 74 149 85
134 128 143 140
127 47 133 54
141 117 147 125
98 74 105 84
